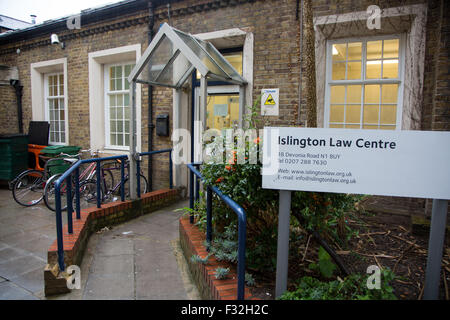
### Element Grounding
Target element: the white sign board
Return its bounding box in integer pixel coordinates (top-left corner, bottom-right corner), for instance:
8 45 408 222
261 88 279 116
262 127 450 200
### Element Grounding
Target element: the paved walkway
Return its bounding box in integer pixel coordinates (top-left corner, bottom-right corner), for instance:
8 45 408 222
0 187 199 300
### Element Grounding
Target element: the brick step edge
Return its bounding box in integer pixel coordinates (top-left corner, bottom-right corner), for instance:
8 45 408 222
179 216 260 300
44 188 179 297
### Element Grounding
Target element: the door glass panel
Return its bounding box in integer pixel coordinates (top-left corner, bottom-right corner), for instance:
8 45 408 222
206 94 239 130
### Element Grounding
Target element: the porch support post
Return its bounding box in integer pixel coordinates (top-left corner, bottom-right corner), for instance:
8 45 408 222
200 75 207 133
173 88 182 187
129 81 137 199
196 75 207 163
239 85 245 129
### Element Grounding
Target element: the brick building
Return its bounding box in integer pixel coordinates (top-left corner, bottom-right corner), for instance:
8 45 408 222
0 0 448 215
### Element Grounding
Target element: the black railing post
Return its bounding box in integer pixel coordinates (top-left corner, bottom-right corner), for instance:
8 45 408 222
120 160 125 202
66 174 73 234
195 177 200 202
169 150 173 189
189 170 194 223
206 186 213 250
237 214 247 300
137 156 141 198
75 167 81 220
55 183 65 271
96 160 101 208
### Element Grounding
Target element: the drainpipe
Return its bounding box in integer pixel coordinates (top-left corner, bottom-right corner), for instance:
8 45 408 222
10 79 24 133
297 0 303 126
147 1 155 191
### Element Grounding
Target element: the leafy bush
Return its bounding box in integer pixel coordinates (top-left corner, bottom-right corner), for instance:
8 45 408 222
190 102 359 275
245 273 256 287
308 246 337 279
214 267 230 280
279 269 397 300
190 254 210 265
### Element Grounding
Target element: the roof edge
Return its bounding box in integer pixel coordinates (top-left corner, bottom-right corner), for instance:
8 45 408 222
0 0 162 44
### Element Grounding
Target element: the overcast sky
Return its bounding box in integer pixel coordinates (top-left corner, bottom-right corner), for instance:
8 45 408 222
0 0 124 24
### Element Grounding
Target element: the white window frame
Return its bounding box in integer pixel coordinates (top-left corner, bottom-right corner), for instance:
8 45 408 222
88 44 141 156
31 58 69 145
104 62 135 151
324 34 406 130
44 72 67 145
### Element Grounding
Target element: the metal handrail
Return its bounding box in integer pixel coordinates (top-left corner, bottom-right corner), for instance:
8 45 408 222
54 154 128 271
187 163 247 300
136 149 173 197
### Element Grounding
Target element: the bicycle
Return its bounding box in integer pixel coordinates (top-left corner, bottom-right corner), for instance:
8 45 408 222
77 158 148 206
11 149 108 211
11 153 80 209
43 151 115 211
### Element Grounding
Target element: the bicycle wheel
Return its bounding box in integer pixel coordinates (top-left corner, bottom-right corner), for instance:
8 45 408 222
12 169 45 207
75 179 102 209
120 174 149 199
43 174 69 212
101 168 115 195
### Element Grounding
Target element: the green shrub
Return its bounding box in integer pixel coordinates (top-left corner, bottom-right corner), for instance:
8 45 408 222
214 267 230 280
188 101 359 274
279 269 397 300
308 246 337 279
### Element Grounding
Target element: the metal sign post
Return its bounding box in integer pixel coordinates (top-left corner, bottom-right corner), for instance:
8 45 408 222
423 199 448 300
275 190 292 298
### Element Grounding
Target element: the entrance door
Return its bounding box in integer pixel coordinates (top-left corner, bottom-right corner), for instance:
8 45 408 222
197 85 241 131
193 85 242 162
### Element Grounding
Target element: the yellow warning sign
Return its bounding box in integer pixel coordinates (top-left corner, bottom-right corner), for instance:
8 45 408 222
264 94 276 105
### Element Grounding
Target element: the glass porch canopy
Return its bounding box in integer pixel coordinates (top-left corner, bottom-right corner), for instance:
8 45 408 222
128 23 246 88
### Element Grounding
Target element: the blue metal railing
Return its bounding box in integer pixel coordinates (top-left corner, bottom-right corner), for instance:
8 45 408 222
54 154 128 271
54 149 174 272
136 149 173 197
187 163 247 300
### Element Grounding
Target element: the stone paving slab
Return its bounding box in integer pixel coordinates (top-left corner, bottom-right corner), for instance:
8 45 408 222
0 187 199 300
0 281 39 300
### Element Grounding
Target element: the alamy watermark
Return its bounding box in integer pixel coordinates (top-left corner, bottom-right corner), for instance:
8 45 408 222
66 265 81 290
66 14 81 30
367 5 381 30
171 123 279 175
366 265 381 290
